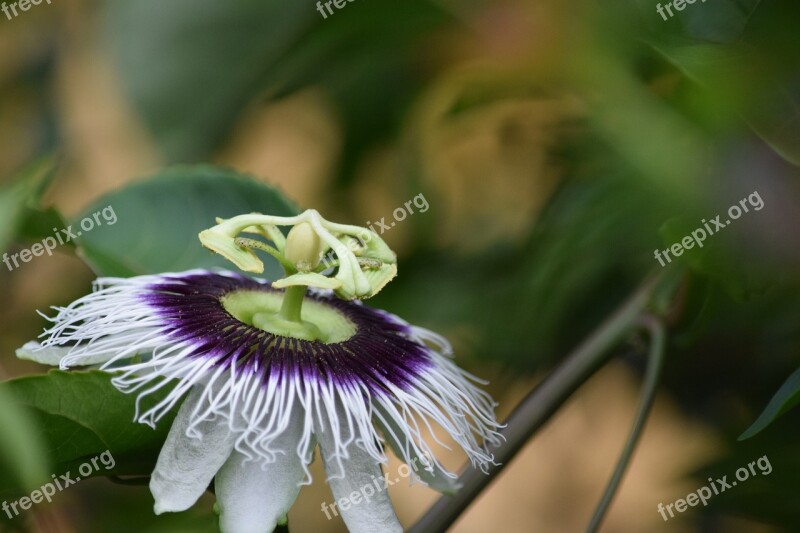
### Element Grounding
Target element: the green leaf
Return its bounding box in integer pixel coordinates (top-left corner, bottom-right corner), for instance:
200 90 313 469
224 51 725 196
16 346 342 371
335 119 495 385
740 367 800 440
684 0 762 43
264 0 450 182
0 387 50 492
17 206 71 247
0 371 177 497
0 157 57 253
104 0 315 161
654 40 800 167
74 165 299 278
379 175 671 372
658 216 769 300
104 0 449 182
743 82 800 167
640 0 800 168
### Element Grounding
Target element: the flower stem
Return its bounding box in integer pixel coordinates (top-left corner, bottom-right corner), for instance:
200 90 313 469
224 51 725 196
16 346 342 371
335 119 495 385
279 286 307 323
586 313 665 532
409 269 681 533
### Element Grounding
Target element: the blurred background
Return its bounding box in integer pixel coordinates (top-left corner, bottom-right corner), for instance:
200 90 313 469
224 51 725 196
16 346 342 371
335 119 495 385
1 0 799 531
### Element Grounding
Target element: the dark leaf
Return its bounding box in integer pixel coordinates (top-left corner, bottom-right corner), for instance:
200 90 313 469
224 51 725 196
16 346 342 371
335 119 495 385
74 165 299 278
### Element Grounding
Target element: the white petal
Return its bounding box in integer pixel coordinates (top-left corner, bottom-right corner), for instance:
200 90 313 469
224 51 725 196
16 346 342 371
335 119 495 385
216 410 311 533
16 342 66 366
15 341 120 366
150 387 236 514
377 416 461 495
318 433 402 533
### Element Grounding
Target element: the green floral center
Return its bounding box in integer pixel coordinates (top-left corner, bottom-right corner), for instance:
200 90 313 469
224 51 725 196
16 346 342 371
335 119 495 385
221 290 357 343
201 208 398 343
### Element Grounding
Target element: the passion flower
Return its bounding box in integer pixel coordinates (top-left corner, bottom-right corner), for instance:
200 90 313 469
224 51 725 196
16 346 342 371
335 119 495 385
18 209 502 533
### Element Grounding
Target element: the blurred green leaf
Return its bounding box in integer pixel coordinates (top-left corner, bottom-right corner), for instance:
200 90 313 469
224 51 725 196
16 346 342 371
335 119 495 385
695 437 800 527
740 367 800 440
684 0 762 43
744 81 800 167
505 176 665 365
17 206 70 247
105 0 315 161
74 165 298 278
105 0 449 181
265 0 450 182
0 387 50 493
655 40 800 167
579 44 710 202
659 216 770 300
0 371 176 498
86 485 221 533
380 174 670 372
0 157 57 253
